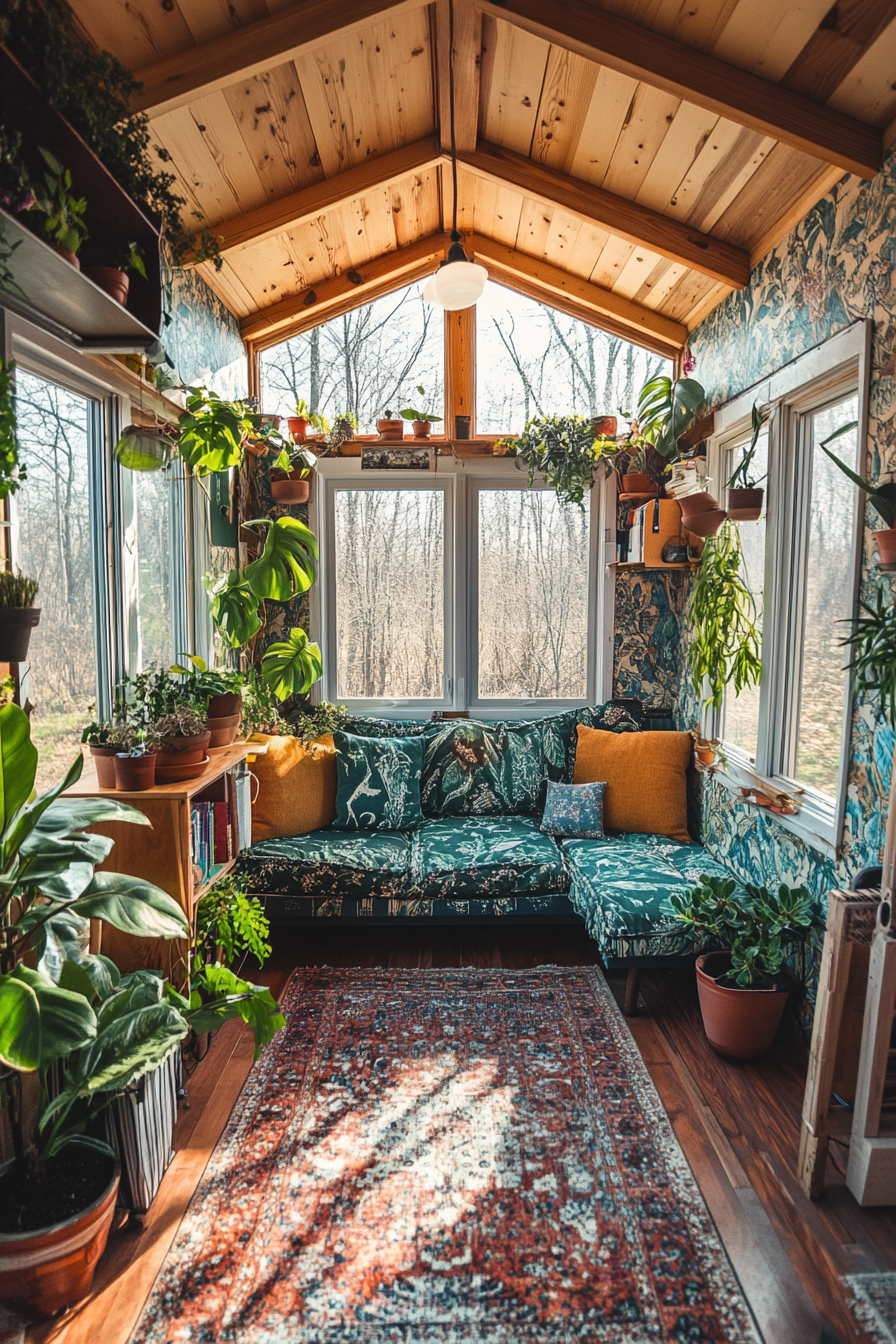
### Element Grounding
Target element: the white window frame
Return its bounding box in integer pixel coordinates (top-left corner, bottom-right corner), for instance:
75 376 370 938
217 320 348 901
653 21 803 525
706 320 871 852
311 456 612 719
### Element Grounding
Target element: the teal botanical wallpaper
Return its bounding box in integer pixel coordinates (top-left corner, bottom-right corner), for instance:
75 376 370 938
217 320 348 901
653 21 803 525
161 255 247 396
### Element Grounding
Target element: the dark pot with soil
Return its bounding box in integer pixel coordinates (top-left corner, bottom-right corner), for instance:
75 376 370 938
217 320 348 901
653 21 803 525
157 732 211 767
85 266 129 306
0 1140 119 1317
727 487 764 521
114 751 157 790
0 570 41 661
696 952 790 1059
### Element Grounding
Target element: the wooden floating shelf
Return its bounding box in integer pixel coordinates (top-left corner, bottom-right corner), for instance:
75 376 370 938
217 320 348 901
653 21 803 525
612 561 699 570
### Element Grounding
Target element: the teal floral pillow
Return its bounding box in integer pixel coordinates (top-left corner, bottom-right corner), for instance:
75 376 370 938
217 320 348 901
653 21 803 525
540 780 606 839
332 731 425 830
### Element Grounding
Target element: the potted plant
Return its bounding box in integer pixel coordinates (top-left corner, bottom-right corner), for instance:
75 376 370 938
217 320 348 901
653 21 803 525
328 410 358 455
619 435 656 495
83 240 147 307
503 414 599 510
169 211 225 272
26 148 88 267
591 414 617 439
377 407 404 441
841 583 896 724
113 725 160 791
687 521 761 711
176 386 256 477
0 568 40 661
287 398 328 443
636 374 706 466
820 422 896 565
169 654 244 737
286 700 348 742
591 434 626 481
670 875 825 1058
399 386 443 440
269 444 314 503
0 706 190 1315
261 626 323 702
155 707 211 781
726 402 769 521
81 720 120 788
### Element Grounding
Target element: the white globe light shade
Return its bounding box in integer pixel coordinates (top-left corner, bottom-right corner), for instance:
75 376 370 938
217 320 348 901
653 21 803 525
423 259 488 310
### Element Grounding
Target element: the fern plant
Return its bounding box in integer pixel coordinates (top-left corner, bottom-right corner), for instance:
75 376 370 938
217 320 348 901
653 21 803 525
687 521 761 709
195 875 271 971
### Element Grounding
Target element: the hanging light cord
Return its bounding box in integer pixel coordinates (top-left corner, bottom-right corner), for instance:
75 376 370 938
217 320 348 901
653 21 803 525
448 0 460 244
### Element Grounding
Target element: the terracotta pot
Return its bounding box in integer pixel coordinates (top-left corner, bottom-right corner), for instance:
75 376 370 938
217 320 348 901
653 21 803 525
207 691 242 719
89 744 119 789
0 1141 119 1317
727 487 764 521
376 418 404 440
156 755 209 783
287 416 309 441
84 266 129 306
270 472 310 503
695 747 717 766
0 606 41 661
48 243 80 268
695 952 789 1059
114 752 157 790
592 415 617 438
678 490 719 518
874 526 896 565
206 712 241 748
158 731 212 765
621 473 655 494
412 420 431 439
685 509 727 537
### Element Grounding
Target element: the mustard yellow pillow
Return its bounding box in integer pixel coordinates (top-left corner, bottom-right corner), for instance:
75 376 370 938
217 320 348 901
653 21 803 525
250 734 337 842
572 726 692 843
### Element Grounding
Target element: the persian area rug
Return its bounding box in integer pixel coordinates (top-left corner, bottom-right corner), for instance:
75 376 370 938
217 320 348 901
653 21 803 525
845 1273 896 1343
132 968 760 1343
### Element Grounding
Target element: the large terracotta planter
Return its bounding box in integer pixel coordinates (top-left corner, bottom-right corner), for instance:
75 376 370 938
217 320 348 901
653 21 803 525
207 691 242 719
695 952 790 1059
377 418 404 440
727 487 764 521
84 266 129 306
114 752 157 791
287 416 309 441
270 471 310 503
89 743 119 789
621 473 655 494
0 1141 119 1317
157 731 212 767
874 526 896 565
0 606 41 661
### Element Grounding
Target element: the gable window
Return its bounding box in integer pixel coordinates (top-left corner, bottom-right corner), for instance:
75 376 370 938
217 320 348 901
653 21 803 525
708 323 869 849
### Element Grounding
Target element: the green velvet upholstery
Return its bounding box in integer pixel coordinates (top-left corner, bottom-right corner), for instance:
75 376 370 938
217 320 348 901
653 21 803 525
407 816 569 901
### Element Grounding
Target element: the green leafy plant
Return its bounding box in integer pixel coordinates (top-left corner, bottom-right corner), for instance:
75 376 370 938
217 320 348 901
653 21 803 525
195 874 271 970
243 516 318 603
168 654 243 704
240 668 296 737
210 570 263 650
294 399 329 433
636 375 706 464
177 386 256 477
286 701 348 743
687 521 761 710
0 359 25 500
116 240 147 279
326 411 357 453
170 962 284 1062
590 434 626 480
80 720 115 747
155 707 207 740
272 445 314 478
840 585 896 725
169 212 224 272
28 148 88 255
820 421 896 529
503 414 599 510
0 567 38 607
670 875 824 989
399 386 442 423
726 402 769 490
261 628 323 702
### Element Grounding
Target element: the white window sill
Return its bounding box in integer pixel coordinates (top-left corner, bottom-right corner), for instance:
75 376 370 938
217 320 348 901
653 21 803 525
713 754 839 855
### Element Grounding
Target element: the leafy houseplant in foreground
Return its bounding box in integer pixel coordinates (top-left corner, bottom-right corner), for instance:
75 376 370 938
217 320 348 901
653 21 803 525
261 627 323 702
670 875 825 1058
504 415 600 510
687 521 761 711
0 565 40 662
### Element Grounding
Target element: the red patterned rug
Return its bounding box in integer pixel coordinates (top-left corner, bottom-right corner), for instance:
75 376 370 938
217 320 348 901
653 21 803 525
133 968 760 1342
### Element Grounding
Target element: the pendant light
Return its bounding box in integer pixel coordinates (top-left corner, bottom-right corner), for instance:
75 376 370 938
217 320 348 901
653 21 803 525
423 0 488 311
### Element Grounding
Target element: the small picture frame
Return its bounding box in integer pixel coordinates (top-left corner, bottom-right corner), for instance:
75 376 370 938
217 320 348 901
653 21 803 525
361 446 434 471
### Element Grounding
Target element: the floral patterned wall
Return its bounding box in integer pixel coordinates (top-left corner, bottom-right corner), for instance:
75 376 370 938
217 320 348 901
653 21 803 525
161 260 247 397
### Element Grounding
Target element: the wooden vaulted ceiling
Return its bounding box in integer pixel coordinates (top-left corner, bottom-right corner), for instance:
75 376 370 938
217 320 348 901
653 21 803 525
69 0 896 356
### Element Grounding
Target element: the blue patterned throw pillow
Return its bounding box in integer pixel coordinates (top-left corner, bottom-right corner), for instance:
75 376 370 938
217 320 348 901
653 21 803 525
539 780 606 839
333 730 425 830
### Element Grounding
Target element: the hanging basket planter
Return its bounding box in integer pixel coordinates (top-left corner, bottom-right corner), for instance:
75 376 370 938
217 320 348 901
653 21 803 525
115 425 173 472
621 473 655 494
678 490 719 518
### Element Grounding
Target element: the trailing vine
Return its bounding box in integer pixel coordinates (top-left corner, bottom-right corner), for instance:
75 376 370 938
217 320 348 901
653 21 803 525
687 521 761 709
0 360 25 500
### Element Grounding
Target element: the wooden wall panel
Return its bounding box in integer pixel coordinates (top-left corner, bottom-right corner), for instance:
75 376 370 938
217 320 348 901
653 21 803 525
445 307 475 436
222 63 325 202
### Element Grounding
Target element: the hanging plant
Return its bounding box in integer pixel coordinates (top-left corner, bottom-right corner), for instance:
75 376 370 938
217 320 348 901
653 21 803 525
177 386 256 476
503 414 599 509
0 360 25 499
687 521 761 709
636 375 706 464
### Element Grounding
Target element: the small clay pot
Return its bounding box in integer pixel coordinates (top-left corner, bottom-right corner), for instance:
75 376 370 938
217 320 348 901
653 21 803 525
114 752 157 791
377 418 404 440
696 952 790 1059
686 509 727 537
287 416 310 441
89 743 119 789
84 266 129 306
157 731 211 766
207 691 242 719
412 420 431 439
678 491 719 518
695 746 717 766
727 487 764 521
621 473 655 495
48 242 80 268
206 712 241 748
592 415 617 438
270 471 310 503
874 526 896 565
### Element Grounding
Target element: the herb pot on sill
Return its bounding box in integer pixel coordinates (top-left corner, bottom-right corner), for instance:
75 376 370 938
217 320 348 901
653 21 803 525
412 420 432 439
287 416 309 441
695 951 790 1059
686 509 727 537
0 606 40 661
0 1139 119 1317
376 418 404 440
89 743 119 789
270 470 310 503
695 746 717 766
207 691 242 719
621 473 655 495
874 526 896 565
114 752 157 790
84 265 129 306
727 487 764 521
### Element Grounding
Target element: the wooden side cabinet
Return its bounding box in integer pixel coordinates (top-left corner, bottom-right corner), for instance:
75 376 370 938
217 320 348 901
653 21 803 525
66 744 253 986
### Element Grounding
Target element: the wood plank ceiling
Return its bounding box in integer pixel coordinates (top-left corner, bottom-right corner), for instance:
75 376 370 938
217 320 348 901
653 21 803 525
68 0 896 354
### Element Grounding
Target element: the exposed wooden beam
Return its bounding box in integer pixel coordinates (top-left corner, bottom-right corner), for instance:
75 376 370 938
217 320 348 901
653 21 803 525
203 139 442 258
434 0 482 154
240 233 448 344
469 234 686 359
780 0 896 103
132 0 425 117
481 0 882 179
459 142 751 289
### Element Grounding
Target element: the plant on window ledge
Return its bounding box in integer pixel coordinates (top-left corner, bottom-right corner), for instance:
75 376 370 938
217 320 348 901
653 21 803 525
399 386 443 439
503 414 600 509
820 419 896 565
725 402 769 521
687 520 761 711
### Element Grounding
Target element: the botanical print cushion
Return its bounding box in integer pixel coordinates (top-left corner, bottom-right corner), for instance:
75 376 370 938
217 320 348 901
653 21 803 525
540 780 606 839
332 731 425 830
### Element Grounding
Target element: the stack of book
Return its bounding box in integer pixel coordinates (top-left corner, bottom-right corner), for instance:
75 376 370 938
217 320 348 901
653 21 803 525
190 778 237 888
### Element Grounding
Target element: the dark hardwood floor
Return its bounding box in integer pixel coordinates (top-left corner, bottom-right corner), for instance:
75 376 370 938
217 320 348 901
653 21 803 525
27 925 896 1344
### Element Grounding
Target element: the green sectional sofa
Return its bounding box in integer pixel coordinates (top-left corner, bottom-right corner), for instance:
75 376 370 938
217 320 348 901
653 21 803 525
235 704 734 1012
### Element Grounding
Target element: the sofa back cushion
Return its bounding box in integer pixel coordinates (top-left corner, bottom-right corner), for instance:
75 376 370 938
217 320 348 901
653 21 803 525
573 727 692 842
251 734 337 843
421 704 639 818
332 730 425 830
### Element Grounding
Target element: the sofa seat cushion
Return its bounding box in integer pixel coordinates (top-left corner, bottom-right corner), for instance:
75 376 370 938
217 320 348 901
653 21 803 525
234 829 411 900
562 833 734 960
407 816 569 901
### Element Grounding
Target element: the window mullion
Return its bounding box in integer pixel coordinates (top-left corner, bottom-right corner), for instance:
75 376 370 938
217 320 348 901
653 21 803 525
780 411 813 780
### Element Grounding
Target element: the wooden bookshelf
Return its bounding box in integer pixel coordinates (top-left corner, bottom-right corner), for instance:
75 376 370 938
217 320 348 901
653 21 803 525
66 744 253 986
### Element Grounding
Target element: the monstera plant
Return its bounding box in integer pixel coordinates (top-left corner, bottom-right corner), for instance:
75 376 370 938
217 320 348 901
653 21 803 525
211 515 319 651
261 627 323 702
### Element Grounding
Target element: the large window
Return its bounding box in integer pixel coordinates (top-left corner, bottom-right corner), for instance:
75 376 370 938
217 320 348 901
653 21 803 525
710 324 868 848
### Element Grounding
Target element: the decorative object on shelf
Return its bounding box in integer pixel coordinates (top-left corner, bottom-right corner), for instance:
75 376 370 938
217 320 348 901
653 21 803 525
376 408 404 440
503 414 600 510
0 566 39 661
362 444 434 471
0 357 25 499
636 373 706 467
83 239 146 306
25 147 87 266
687 520 761 710
261 627 323 703
820 420 896 566
0 704 190 1316
399 386 442 439
454 414 471 440
114 422 174 472
670 874 825 1058
726 401 769 520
